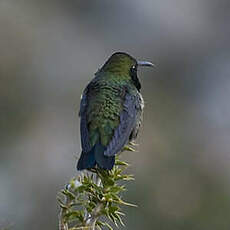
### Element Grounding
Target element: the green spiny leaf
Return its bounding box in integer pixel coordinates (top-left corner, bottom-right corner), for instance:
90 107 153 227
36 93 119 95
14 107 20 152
122 145 135 152
113 212 125 226
115 160 129 166
62 189 76 200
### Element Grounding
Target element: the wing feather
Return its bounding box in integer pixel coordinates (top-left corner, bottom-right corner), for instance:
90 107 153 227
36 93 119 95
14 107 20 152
79 88 91 153
104 92 143 157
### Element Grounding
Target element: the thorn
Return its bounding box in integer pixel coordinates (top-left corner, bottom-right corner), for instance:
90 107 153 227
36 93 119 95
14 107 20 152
123 146 135 152
129 141 138 146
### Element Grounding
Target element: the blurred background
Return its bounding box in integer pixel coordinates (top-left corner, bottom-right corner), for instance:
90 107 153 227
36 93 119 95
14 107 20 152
1 0 230 229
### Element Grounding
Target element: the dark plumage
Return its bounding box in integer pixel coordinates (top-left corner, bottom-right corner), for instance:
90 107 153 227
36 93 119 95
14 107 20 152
77 52 154 170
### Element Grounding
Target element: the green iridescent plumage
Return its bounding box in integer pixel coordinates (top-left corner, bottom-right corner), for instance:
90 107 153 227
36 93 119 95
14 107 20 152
77 52 154 170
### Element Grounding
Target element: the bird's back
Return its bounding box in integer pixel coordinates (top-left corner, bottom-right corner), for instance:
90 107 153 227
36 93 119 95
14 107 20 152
86 76 127 147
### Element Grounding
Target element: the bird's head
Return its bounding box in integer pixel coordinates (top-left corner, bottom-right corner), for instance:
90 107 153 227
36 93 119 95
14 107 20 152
100 52 154 91
101 52 154 74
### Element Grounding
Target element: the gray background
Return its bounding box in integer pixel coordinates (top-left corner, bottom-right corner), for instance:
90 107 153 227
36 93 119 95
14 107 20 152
1 0 230 229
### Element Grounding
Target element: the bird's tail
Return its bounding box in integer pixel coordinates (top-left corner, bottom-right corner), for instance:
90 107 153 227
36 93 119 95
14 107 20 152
77 143 115 170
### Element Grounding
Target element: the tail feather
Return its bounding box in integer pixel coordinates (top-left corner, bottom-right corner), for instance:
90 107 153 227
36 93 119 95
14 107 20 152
77 146 96 170
94 143 115 170
77 143 115 170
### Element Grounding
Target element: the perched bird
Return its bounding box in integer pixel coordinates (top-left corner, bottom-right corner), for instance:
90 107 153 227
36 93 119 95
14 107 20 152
77 52 154 170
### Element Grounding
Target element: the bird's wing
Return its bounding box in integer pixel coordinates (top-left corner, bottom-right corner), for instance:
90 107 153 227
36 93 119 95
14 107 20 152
79 88 92 153
104 92 143 157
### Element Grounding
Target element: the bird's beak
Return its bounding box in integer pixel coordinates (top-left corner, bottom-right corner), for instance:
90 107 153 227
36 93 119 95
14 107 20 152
137 61 155 68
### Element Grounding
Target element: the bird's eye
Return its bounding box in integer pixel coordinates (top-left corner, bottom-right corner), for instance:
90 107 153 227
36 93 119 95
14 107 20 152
131 65 137 72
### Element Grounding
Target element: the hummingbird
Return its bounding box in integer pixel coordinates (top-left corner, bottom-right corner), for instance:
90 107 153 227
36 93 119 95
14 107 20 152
77 52 154 170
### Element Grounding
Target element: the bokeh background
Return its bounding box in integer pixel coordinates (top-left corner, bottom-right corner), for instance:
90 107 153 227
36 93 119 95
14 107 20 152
1 0 230 229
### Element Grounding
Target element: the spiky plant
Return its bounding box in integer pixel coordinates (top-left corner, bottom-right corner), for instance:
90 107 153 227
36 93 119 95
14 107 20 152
58 155 136 230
